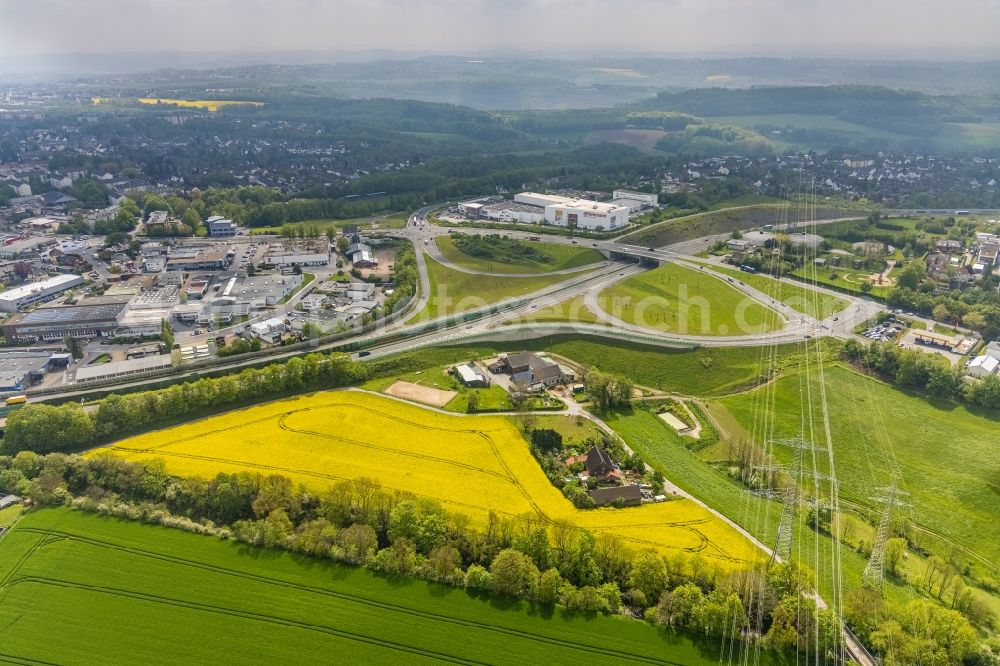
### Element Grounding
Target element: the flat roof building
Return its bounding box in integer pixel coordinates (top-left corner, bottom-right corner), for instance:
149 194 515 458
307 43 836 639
0 351 58 392
75 354 173 384
3 298 130 342
0 273 84 312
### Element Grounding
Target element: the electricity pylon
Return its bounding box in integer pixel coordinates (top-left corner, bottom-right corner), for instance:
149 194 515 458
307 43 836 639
862 485 910 591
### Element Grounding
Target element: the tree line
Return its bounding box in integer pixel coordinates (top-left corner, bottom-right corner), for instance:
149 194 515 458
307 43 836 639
841 338 1000 410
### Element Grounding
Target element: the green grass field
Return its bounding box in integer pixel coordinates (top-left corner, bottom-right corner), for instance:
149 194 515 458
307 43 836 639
693 263 849 319
504 294 607 326
617 204 859 247
716 364 1000 567
0 508 771 665
787 268 892 299
436 236 603 274
410 256 584 322
604 406 905 608
364 337 837 397
596 263 783 336
250 214 409 235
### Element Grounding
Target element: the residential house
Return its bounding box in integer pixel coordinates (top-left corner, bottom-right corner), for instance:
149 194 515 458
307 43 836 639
566 445 622 484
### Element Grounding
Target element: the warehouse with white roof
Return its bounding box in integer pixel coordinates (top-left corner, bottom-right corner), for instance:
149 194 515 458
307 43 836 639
0 274 84 312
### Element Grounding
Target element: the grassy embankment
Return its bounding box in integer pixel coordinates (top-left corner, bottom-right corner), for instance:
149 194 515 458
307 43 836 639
691 262 849 320
408 256 588 322
595 263 784 336
435 236 603 274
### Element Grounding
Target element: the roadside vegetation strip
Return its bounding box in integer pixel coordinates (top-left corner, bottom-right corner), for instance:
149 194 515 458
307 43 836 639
717 364 1000 567
617 204 861 247
595 263 783 336
89 392 760 565
408 255 588 323
436 235 603 274
689 262 849 319
0 510 742 666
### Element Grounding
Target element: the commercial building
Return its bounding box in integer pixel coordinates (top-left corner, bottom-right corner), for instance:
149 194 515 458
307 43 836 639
75 354 173 384
512 192 629 231
544 199 630 231
479 201 545 224
166 249 226 271
206 215 239 237
234 274 302 308
0 274 84 312
3 298 130 342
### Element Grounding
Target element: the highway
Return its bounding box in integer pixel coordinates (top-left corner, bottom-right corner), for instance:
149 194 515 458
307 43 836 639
30 203 895 402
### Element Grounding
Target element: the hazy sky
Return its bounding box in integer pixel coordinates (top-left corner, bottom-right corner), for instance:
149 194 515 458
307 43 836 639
1 0 999 59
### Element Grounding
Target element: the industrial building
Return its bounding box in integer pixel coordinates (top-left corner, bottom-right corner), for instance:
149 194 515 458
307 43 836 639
264 239 330 267
2 298 130 342
0 237 49 260
74 355 173 384
0 351 69 392
0 274 85 312
348 242 377 268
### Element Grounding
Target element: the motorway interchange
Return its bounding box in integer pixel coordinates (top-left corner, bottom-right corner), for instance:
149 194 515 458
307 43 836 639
30 206 906 402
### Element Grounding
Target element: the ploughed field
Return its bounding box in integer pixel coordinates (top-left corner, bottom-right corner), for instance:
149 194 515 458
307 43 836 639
91 391 759 566
0 508 757 665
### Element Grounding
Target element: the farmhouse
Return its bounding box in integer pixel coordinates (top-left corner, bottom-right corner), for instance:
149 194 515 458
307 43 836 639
497 352 572 389
566 445 622 484
589 484 642 508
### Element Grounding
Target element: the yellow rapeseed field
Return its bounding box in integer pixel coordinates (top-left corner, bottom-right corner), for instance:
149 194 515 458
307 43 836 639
92 390 759 566
92 97 263 112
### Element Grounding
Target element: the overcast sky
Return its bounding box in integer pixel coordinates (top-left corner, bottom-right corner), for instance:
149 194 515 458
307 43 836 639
1 0 998 59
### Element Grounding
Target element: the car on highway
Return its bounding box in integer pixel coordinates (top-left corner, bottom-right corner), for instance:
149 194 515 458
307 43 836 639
647 247 655 251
